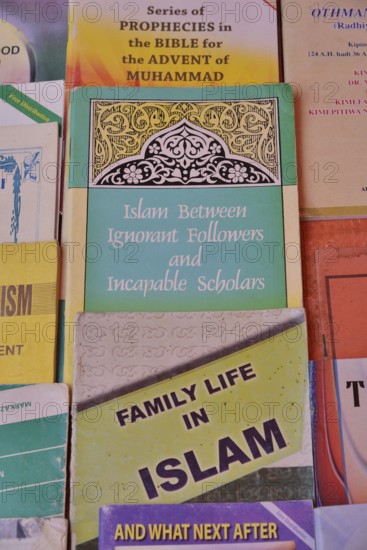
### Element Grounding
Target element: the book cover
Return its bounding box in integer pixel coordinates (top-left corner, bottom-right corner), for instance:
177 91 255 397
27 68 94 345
65 0 279 89
0 241 59 383
0 517 67 549
62 83 302 385
100 502 315 550
0 122 59 243
0 1 68 83
312 358 367 505
0 82 65 245
71 309 313 549
315 503 367 549
0 81 64 129
315 247 367 360
300 219 367 360
281 0 367 218
0 384 68 519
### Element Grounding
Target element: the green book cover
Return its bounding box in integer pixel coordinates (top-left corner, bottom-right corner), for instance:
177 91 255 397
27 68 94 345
0 384 69 518
63 84 301 385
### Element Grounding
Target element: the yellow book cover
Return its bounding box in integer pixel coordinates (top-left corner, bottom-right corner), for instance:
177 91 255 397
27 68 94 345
0 241 59 383
281 0 367 218
71 309 313 549
66 0 280 89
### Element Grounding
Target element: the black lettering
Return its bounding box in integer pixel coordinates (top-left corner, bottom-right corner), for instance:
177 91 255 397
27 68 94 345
243 418 287 458
218 436 251 472
157 458 188 491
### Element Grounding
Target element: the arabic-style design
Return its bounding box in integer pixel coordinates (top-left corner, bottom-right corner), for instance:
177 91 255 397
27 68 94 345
94 120 277 187
0 151 40 242
90 100 280 184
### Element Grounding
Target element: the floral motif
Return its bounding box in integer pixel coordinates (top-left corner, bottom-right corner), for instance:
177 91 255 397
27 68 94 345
95 120 276 186
210 143 222 155
228 164 248 183
148 143 160 154
122 165 143 184
92 100 278 181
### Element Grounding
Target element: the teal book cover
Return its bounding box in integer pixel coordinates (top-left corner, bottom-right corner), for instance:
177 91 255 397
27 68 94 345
0 384 69 518
63 84 301 385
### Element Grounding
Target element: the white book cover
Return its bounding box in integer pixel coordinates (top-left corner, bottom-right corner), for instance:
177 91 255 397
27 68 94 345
0 122 59 243
281 0 367 218
335 359 367 503
315 504 367 549
0 517 67 549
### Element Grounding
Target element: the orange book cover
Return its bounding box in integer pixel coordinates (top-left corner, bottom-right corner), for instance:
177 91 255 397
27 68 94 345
312 359 347 506
304 222 367 505
316 248 367 359
301 219 367 360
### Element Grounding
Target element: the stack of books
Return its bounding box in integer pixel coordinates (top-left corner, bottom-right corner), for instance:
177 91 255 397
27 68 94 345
2 1 367 549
